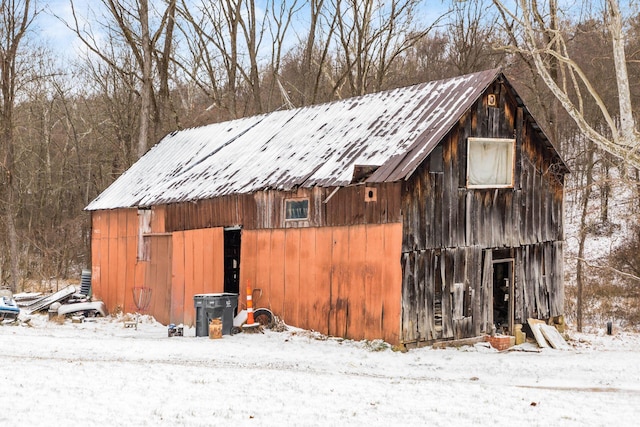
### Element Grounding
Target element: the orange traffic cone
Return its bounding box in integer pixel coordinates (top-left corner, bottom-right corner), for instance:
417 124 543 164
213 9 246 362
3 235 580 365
242 281 260 331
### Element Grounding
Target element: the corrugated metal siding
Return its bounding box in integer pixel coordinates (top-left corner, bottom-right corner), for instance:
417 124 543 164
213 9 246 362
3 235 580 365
86 69 504 211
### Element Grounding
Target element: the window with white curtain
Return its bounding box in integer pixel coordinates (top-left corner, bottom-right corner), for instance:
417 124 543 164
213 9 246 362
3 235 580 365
466 137 515 188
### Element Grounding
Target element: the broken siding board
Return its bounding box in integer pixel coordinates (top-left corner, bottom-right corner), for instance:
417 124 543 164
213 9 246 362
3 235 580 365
440 249 454 339
528 318 550 348
551 241 564 317
524 246 536 319
424 250 436 341
469 246 483 336
401 252 417 342
540 324 570 350
514 248 525 324
433 173 443 249
415 250 427 341
481 250 493 334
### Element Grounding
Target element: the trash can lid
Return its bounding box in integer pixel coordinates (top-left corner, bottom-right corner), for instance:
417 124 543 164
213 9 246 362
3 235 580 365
194 293 238 297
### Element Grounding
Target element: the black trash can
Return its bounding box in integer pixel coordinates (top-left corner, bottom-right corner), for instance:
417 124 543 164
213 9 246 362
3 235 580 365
194 293 238 337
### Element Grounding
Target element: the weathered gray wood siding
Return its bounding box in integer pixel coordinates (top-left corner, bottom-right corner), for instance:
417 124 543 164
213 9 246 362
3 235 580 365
401 80 566 344
163 182 402 232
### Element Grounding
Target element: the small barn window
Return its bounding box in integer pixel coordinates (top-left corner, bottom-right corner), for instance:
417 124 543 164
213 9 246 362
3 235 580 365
467 137 515 188
429 146 443 173
285 199 309 220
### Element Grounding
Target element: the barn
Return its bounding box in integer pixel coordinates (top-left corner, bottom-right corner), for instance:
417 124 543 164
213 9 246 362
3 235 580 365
85 68 568 346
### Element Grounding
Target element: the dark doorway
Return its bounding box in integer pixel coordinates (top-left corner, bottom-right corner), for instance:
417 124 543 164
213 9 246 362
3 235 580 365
223 228 241 295
492 259 513 334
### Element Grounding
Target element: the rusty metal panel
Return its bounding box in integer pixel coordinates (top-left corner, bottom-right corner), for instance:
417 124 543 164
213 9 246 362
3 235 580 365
89 70 547 212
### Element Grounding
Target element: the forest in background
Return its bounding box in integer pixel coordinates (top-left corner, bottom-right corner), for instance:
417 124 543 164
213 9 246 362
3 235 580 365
0 0 638 330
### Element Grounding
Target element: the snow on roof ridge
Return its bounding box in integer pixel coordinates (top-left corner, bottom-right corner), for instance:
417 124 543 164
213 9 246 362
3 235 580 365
86 69 502 211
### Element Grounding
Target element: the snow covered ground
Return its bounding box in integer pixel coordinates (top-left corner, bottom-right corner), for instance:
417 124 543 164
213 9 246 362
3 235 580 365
2 315 639 426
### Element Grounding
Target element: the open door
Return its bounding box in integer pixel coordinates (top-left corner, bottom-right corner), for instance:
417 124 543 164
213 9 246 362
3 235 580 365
223 228 241 295
492 259 514 334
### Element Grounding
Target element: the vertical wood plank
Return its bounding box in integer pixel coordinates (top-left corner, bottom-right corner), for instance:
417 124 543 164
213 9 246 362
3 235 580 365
268 229 286 319
347 225 366 340
298 227 315 331
313 227 333 335
382 223 402 345
330 227 349 337
364 225 384 341
284 228 301 327
171 231 185 325
254 230 272 307
183 230 196 325
201 228 214 293
193 229 205 297
116 210 128 313
481 249 493 334
107 210 119 314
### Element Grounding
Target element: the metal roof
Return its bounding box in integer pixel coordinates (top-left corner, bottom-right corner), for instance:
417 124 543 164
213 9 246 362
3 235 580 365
85 69 545 211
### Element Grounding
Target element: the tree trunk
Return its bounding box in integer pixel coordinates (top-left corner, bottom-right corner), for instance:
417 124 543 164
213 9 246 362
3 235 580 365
138 0 152 158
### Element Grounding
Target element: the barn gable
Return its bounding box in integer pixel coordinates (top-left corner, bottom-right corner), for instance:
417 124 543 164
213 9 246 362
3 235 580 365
86 69 568 347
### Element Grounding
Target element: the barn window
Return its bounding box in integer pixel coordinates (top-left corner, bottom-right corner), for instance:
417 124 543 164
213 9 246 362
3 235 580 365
285 199 309 220
467 137 515 188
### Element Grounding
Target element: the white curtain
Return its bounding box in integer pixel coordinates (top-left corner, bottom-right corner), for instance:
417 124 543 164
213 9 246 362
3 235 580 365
467 138 514 186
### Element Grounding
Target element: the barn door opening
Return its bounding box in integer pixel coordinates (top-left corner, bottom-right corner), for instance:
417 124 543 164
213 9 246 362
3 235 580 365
492 259 514 334
223 228 241 295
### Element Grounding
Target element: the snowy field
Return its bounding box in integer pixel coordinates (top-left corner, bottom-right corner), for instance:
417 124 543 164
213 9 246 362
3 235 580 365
2 315 640 426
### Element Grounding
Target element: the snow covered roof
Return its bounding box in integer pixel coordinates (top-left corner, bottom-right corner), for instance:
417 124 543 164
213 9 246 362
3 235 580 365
86 69 529 211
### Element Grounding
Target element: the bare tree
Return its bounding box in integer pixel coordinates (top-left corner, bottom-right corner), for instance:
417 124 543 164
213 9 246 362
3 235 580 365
334 0 439 96
0 0 36 291
68 0 177 159
492 0 640 169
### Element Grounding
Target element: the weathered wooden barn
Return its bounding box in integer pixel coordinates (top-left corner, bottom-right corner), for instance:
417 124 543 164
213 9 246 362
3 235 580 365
86 68 568 346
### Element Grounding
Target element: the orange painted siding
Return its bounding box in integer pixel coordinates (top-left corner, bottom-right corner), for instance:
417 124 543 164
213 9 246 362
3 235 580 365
173 228 225 326
92 207 402 343
91 210 225 326
171 231 186 324
239 223 403 344
90 208 139 314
